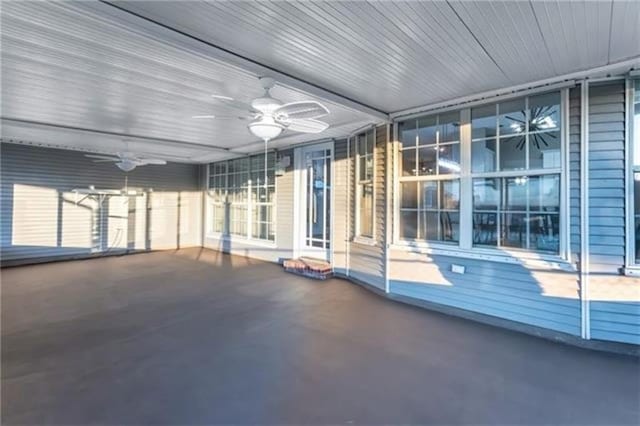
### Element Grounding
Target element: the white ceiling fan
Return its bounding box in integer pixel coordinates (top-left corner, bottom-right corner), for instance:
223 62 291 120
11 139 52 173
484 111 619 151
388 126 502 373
85 151 167 172
193 77 330 141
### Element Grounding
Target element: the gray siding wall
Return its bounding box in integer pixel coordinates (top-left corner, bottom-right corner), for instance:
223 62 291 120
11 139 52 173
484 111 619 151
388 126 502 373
389 252 581 335
587 82 627 273
587 82 640 345
333 139 350 275
1 143 202 266
347 125 387 291
569 87 582 259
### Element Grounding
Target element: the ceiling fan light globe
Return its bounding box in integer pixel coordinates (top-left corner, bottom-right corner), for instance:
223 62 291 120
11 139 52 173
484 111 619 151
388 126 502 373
248 119 284 140
116 160 137 172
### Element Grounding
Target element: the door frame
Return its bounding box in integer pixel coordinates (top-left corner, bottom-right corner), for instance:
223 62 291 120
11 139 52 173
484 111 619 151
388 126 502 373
293 140 335 261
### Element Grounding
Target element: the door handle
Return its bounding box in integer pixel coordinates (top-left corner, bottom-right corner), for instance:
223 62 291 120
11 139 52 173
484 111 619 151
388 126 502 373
313 192 317 222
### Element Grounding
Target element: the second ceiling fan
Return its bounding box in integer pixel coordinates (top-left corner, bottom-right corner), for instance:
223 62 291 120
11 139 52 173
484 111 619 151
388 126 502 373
193 77 330 141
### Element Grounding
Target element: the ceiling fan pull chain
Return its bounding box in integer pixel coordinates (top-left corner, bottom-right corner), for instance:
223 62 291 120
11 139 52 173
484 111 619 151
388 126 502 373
264 138 268 194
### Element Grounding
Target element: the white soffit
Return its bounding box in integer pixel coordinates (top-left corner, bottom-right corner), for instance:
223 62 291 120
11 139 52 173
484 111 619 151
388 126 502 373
117 0 640 113
0 1 377 162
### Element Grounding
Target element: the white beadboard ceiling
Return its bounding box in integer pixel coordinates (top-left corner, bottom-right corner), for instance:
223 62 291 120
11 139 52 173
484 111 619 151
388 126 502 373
117 0 640 113
0 1 375 163
1 0 639 162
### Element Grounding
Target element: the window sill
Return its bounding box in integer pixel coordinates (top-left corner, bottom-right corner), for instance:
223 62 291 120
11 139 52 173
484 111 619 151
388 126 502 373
622 266 640 277
205 233 276 247
352 236 377 246
390 241 576 272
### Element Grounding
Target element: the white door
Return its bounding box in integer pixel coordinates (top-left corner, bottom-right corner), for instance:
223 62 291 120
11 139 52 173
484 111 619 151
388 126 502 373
295 142 333 261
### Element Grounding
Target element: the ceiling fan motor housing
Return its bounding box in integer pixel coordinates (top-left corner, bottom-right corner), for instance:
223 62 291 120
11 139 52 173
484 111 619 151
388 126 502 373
251 96 283 114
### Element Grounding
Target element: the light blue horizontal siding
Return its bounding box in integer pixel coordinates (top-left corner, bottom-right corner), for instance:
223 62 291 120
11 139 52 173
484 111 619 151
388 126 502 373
391 281 580 336
569 87 581 258
590 302 640 345
587 82 639 346
587 82 626 273
389 253 581 336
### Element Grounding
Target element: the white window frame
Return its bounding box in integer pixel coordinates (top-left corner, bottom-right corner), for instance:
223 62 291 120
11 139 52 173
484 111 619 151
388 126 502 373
397 111 463 246
208 162 228 235
393 88 571 266
205 153 277 245
625 77 640 275
355 127 376 242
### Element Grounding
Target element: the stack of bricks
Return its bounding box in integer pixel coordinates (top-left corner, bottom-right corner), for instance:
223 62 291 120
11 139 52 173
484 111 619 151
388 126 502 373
283 257 332 280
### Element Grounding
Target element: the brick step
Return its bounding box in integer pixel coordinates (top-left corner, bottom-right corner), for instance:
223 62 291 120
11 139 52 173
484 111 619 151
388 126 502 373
283 257 332 280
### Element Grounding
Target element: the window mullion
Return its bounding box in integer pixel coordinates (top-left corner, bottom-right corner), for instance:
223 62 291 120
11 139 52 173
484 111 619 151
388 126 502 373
247 180 252 240
459 108 473 250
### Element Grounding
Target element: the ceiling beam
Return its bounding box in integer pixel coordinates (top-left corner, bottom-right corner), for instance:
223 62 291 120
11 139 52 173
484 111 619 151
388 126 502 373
0 117 238 154
96 1 389 122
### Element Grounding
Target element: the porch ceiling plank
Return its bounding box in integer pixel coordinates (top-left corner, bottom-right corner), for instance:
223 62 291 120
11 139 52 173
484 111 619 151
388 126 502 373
608 0 640 63
447 0 557 83
114 0 508 113
529 0 615 74
1 0 638 161
114 0 639 115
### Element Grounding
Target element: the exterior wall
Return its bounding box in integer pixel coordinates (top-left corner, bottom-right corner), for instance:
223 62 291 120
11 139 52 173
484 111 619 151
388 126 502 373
389 251 581 335
387 89 583 336
1 143 202 266
196 82 638 346
332 139 350 275
386 82 639 345
346 125 387 291
587 81 640 345
203 148 294 263
569 87 582 259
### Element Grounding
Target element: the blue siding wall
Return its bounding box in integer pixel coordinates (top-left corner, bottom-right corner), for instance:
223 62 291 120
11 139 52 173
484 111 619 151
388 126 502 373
590 301 640 345
587 81 640 345
569 87 582 259
389 252 581 336
587 82 627 273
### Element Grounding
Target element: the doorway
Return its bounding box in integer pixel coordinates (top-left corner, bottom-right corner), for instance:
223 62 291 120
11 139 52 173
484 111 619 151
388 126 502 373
294 142 333 261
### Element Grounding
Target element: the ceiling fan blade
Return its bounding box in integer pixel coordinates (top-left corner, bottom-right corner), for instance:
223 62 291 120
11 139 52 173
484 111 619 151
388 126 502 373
286 118 330 134
92 159 120 163
138 159 167 165
85 154 118 161
211 96 256 113
274 101 329 119
192 115 250 120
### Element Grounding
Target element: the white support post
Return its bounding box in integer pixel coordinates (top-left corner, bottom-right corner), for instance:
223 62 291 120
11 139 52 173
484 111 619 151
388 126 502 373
346 136 351 277
561 88 571 261
580 80 591 340
384 123 392 293
459 109 473 250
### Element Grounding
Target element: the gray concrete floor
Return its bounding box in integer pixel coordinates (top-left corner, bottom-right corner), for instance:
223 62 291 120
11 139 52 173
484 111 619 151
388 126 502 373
2 248 639 425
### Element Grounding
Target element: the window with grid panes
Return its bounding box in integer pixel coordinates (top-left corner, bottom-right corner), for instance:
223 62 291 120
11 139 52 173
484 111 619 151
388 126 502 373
398 111 461 243
356 129 374 238
471 92 561 253
207 152 276 242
